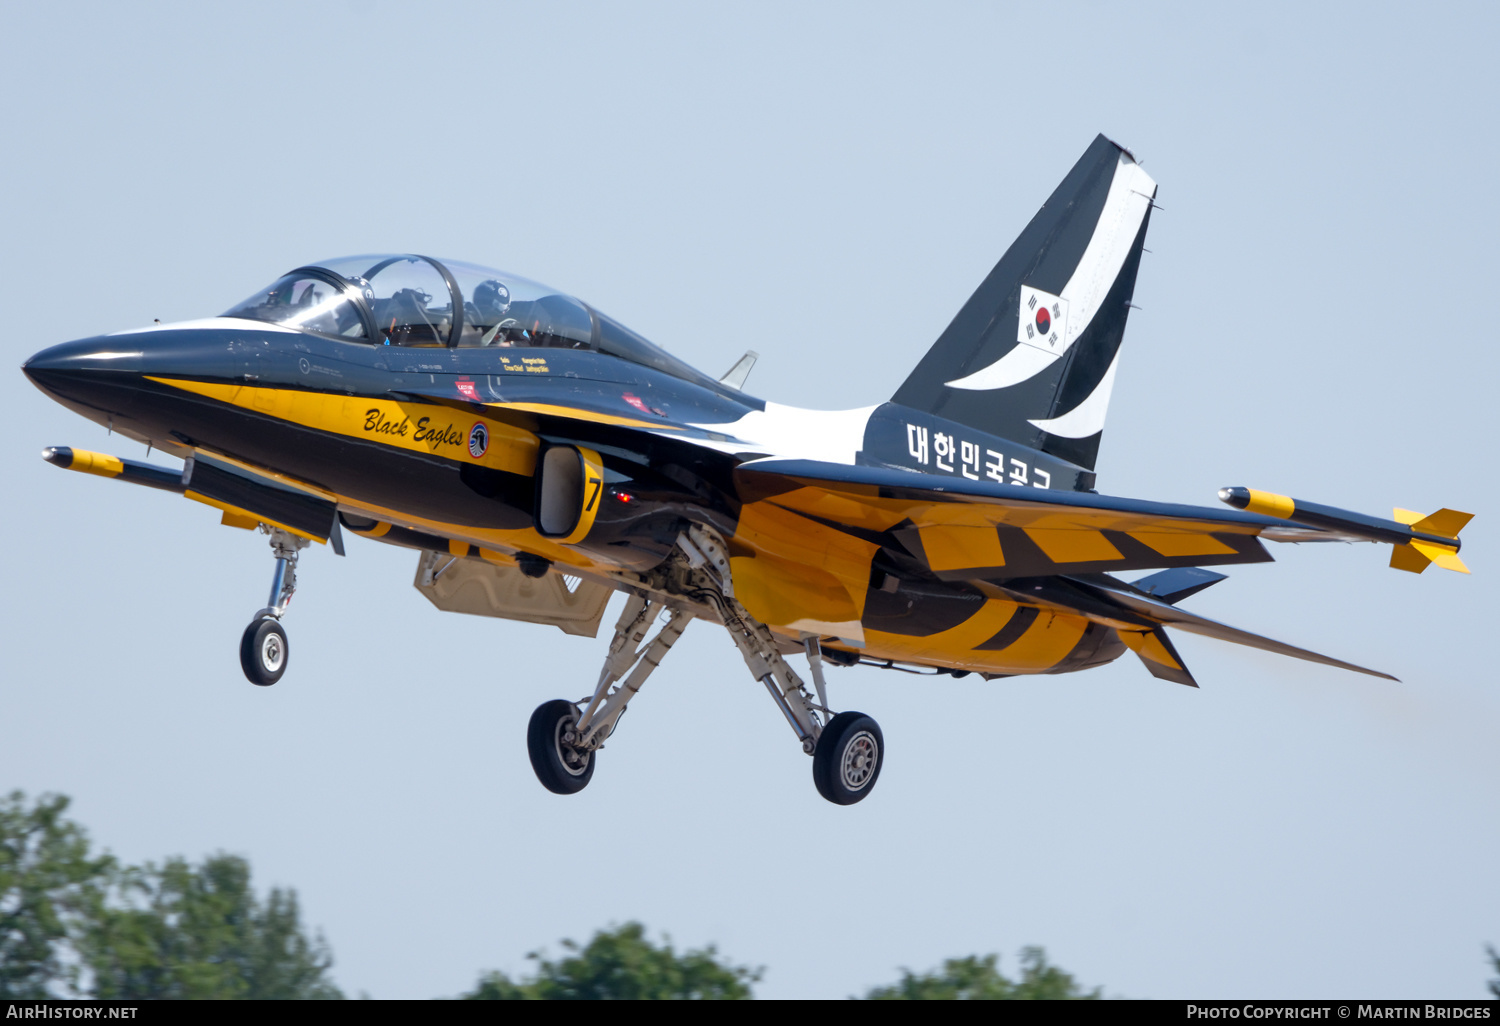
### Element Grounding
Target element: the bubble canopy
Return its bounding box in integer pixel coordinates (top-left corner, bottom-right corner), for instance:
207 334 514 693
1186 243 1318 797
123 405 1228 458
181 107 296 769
221 254 721 391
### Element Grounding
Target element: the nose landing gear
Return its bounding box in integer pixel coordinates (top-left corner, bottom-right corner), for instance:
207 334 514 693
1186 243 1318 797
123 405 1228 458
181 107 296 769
239 528 308 686
241 618 288 686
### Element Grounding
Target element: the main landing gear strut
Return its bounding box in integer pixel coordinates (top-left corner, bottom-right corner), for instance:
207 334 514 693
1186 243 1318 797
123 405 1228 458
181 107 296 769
239 528 308 686
526 526 885 805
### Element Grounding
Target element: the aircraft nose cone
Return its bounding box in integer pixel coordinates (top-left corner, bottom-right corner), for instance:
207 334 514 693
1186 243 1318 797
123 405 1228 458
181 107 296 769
22 335 147 416
22 337 144 383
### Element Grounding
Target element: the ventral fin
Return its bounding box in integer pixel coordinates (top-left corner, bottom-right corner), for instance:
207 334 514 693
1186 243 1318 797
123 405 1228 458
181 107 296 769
1120 626 1198 688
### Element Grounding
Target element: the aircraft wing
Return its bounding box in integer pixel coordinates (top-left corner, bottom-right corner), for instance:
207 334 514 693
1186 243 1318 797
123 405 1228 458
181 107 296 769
735 459 1399 684
733 458 1345 581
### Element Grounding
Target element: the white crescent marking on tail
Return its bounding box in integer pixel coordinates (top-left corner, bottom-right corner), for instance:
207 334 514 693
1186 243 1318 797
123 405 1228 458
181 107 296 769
943 154 1155 391
1026 350 1121 439
937 343 1057 391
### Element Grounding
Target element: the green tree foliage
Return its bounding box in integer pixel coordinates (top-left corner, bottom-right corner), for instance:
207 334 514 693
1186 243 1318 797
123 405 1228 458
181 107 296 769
80 853 342 999
1487 945 1499 999
9 792 1115 1002
463 922 761 1000
0 792 340 999
864 947 1101 1000
0 792 113 998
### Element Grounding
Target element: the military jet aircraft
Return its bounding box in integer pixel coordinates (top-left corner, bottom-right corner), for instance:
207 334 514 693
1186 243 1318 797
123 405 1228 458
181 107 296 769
23 135 1471 805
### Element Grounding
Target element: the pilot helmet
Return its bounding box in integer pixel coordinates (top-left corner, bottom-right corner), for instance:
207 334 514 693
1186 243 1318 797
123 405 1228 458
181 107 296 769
344 274 376 304
474 280 511 320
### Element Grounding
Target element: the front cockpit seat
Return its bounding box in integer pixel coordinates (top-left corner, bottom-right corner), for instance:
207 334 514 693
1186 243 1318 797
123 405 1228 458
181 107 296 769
380 287 440 346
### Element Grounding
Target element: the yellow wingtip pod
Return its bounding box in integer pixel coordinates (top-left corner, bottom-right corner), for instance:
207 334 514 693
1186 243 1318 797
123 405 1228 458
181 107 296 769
1240 488 1296 519
41 446 123 478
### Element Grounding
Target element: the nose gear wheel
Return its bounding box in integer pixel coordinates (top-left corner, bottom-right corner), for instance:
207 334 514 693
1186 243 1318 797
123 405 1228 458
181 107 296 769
240 617 288 686
238 527 309 686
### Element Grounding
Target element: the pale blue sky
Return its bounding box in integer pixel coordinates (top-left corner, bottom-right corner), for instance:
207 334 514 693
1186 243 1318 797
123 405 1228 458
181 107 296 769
3 0 1497 999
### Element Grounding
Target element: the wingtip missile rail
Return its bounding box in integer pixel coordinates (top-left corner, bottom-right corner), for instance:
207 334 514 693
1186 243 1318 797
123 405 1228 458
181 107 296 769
41 446 186 492
1218 486 1472 574
40 446 340 549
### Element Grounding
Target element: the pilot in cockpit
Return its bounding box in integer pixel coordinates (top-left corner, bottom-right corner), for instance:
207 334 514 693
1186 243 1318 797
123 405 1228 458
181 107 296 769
474 279 523 346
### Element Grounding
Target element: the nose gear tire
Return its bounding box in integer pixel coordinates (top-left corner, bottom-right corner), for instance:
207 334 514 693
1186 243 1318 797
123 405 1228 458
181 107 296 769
240 618 288 686
812 711 883 805
527 699 595 795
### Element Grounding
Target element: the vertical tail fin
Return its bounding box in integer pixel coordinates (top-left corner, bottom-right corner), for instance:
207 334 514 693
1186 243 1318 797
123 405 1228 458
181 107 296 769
892 134 1156 471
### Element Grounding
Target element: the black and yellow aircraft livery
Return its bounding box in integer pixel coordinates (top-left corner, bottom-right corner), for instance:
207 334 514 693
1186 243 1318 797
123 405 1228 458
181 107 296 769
23 135 1471 804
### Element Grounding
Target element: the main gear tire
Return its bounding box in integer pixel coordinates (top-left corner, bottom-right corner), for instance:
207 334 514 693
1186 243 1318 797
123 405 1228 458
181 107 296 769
812 711 883 805
527 699 595 795
240 618 288 687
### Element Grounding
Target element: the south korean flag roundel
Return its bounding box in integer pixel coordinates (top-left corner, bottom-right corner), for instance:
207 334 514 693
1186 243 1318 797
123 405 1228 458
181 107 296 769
1016 285 1070 353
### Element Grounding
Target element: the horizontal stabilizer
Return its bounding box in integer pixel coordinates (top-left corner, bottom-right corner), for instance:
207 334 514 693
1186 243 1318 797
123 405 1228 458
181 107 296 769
994 574 1394 681
1119 627 1197 687
1071 576 1398 681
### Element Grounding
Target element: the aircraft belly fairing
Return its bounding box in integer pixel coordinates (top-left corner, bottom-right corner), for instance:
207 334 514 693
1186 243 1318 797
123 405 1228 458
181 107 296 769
23 135 1471 805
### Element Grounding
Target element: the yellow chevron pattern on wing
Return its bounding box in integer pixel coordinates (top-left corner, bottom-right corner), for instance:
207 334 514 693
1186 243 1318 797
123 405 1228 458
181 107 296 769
1023 528 1122 563
1127 531 1238 557
918 525 1005 572
753 478 1275 583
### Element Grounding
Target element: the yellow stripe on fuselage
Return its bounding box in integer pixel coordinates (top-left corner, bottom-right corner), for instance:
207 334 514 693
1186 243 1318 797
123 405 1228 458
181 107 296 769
146 378 622 568
148 378 538 476
485 402 677 431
